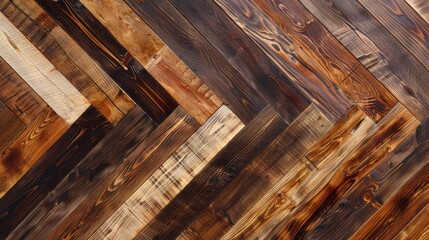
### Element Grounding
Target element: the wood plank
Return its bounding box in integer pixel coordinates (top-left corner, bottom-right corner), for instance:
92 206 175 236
0 107 68 198
3 0 135 116
359 0 429 71
0 1 125 125
395 204 429 239
301 0 429 121
406 0 429 24
351 161 429 240
0 106 112 239
0 57 46 125
0 12 89 125
5 106 157 240
35 0 177 124
136 105 289 239
0 107 26 154
39 107 199 240
93 105 244 240
183 104 332 239
268 104 419 239
125 0 267 124
222 106 375 239
168 0 312 124
214 0 351 121
0 100 4 112
80 0 165 66
145 46 222 124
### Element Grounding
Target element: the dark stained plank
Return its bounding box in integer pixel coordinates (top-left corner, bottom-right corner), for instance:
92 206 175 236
0 106 112 239
351 160 429 239
301 0 429 121
125 0 267 124
224 0 397 122
0 107 26 155
359 0 429 71
34 0 177 124
169 0 313 123
0 1 124 125
4 106 157 240
136 105 289 239
406 0 429 24
182 104 332 239
0 57 47 125
0 107 68 198
267 104 419 239
305 117 429 239
37 107 199 239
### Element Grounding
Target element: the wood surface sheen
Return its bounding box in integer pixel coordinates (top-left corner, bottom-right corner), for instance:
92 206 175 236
0 0 428 239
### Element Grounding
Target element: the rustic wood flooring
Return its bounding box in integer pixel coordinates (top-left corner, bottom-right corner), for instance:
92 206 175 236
0 0 428 239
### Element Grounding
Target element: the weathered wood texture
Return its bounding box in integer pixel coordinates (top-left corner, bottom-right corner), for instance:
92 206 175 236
406 0 429 24
0 107 26 155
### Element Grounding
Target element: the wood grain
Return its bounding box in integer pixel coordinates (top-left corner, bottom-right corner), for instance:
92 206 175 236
125 0 267 124
94 105 244 240
0 57 46 125
359 0 429 72
0 12 90 125
0 106 26 155
395 203 429 239
406 0 429 24
301 0 429 121
0 106 112 239
145 46 222 124
35 0 177 124
0 107 68 198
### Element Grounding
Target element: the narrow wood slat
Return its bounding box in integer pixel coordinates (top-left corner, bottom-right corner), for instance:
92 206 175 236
301 0 429 121
35 0 177 124
4 0 135 116
168 0 310 124
0 57 46 125
80 0 165 66
93 105 244 240
182 104 332 239
268 104 419 239
145 46 223 124
0 1 125 125
46 107 199 240
0 107 68 198
351 160 429 239
359 0 429 72
0 106 112 239
5 106 157 240
125 0 267 124
395 204 429 239
0 106 26 155
0 12 89 125
222 106 375 239
406 0 429 24
136 105 289 239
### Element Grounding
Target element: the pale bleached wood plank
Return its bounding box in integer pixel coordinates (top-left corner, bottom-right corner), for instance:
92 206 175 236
92 105 243 240
0 12 89 125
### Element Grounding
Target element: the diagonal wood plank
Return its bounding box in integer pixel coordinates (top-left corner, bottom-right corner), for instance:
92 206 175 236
395 203 429 239
0 106 26 155
0 12 89 125
406 0 429 24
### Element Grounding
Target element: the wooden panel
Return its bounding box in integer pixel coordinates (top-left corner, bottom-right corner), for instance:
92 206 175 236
183 104 332 239
406 0 429 24
80 0 165 66
0 12 89 125
94 105 244 239
145 46 222 124
222 106 375 239
0 1 125 125
214 0 350 121
125 0 267 124
35 0 177 124
0 106 112 239
360 0 429 71
268 104 419 239
4 106 157 240
136 105 289 239
2 0 135 116
395 204 429 239
0 57 46 125
301 0 429 121
44 107 199 240
0 107 68 198
0 107 25 154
